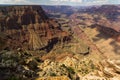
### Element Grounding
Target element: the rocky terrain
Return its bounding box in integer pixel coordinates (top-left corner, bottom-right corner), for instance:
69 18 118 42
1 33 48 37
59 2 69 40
42 5 120 79
0 5 120 80
0 5 72 51
0 5 92 80
0 5 72 80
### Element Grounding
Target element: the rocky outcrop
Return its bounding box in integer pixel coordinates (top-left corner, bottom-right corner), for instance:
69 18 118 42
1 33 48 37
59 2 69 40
0 49 95 80
99 59 120 76
36 55 96 80
36 76 70 80
1 49 120 80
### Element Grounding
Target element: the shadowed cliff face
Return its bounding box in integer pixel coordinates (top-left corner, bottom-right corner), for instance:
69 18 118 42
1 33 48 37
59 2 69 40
0 6 70 51
0 6 48 29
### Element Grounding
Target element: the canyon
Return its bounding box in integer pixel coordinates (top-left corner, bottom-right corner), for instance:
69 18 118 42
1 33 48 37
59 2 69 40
0 5 120 80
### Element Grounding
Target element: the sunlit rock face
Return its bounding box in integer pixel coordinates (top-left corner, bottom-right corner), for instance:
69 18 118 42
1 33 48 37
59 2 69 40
0 6 70 50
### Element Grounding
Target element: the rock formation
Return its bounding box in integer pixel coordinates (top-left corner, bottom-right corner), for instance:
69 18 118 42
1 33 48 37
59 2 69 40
0 6 70 51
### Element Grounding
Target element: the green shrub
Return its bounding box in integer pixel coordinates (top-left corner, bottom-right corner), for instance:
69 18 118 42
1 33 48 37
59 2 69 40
7 76 20 80
67 67 75 74
50 73 56 76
